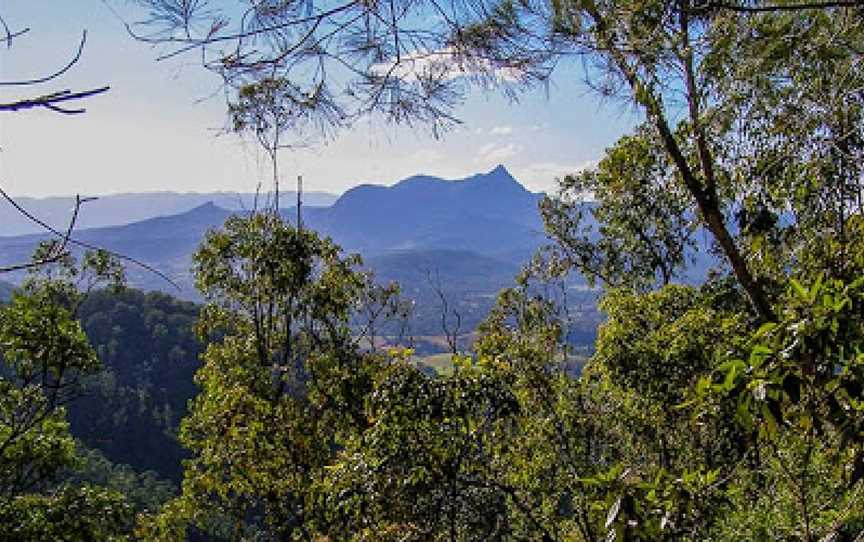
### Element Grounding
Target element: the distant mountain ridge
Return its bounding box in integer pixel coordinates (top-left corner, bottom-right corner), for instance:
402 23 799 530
304 165 544 257
1 190 338 236
0 166 546 295
0 281 12 303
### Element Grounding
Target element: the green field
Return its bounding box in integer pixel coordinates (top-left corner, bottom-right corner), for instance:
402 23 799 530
415 352 455 375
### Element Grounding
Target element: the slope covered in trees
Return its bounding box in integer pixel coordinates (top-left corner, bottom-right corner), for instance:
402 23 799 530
0 281 12 303
70 289 201 482
3 0 864 540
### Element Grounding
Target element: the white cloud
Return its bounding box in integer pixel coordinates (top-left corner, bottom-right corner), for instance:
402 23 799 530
372 46 525 84
489 125 513 136
405 148 445 165
476 142 523 165
512 161 596 193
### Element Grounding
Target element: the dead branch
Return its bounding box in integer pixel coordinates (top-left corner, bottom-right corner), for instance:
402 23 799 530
0 186 181 290
0 194 91 273
424 268 462 355
0 13 29 46
0 30 88 86
0 86 110 115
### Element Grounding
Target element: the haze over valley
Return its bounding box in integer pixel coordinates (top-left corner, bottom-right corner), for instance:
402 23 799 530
0 165 602 342
3 2 861 539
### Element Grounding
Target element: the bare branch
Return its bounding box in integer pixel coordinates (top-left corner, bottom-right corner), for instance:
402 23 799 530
0 15 29 47
425 268 462 355
0 86 110 115
696 1 863 13
0 30 88 86
0 186 181 290
0 195 92 273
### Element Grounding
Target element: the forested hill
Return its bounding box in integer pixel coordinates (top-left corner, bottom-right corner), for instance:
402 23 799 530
0 190 338 236
0 284 201 499
0 166 560 335
70 288 202 482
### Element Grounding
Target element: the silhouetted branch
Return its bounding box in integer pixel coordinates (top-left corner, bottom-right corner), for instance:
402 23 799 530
0 194 90 273
0 186 181 290
0 15 109 116
0 31 88 86
0 14 29 46
424 268 462 355
0 86 110 115
692 0 863 13
124 1 358 58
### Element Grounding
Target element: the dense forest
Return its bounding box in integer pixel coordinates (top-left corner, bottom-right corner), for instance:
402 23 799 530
3 0 864 541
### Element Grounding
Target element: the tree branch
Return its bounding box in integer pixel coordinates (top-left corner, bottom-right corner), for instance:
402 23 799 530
0 86 110 115
0 30 88 86
0 14 28 47
0 186 180 290
696 1 863 13
0 195 89 273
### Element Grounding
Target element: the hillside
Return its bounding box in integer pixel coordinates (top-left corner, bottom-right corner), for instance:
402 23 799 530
70 289 202 482
1 190 338 236
307 165 544 257
0 166 550 308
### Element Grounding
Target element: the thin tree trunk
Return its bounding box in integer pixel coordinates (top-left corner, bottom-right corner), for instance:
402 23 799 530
585 2 776 322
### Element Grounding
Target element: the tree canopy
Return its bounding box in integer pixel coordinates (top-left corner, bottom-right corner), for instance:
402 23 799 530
3 1 864 540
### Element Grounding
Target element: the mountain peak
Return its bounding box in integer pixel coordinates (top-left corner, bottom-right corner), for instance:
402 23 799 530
471 164 527 194
185 201 224 215
488 164 511 177
479 164 520 186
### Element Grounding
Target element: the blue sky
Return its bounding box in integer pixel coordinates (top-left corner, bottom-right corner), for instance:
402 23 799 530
0 1 635 197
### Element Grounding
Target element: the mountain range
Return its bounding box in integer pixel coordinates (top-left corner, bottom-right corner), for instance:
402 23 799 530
302 164 544 257
0 190 338 236
0 166 561 336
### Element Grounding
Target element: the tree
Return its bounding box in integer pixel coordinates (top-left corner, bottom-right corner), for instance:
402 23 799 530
126 0 541 137
137 212 402 540
322 354 526 541
0 246 134 540
125 1 864 539
529 4 864 539
541 125 696 291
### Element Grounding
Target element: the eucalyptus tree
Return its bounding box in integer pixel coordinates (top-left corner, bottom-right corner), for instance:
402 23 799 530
0 246 132 540
136 213 405 540
125 1 864 539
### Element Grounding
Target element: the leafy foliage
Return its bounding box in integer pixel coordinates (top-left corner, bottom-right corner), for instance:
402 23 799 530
0 247 134 539
70 288 201 481
0 484 132 542
542 127 696 290
139 213 400 540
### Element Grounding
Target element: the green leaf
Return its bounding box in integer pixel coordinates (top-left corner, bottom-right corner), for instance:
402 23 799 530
790 278 808 301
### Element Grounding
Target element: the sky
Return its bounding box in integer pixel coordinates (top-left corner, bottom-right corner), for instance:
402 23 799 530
0 1 636 198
